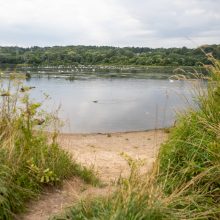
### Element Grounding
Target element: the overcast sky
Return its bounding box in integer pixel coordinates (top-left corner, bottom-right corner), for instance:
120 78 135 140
0 0 219 48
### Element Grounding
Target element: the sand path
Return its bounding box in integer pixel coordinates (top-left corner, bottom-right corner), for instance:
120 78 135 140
18 130 167 220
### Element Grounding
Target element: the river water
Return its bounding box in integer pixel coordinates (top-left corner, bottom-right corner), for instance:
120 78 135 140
24 76 198 133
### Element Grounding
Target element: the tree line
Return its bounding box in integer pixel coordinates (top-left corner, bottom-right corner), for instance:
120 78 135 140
0 44 219 66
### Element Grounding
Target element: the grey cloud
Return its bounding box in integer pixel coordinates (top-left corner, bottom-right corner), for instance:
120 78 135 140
0 0 219 47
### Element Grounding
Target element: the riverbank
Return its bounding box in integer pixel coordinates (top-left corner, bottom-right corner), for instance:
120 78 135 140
19 129 168 220
57 130 168 183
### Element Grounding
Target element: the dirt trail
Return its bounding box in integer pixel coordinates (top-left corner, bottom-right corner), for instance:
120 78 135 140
19 130 167 220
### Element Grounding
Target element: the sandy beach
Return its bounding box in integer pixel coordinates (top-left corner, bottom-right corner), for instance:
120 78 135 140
20 129 168 220
57 129 168 183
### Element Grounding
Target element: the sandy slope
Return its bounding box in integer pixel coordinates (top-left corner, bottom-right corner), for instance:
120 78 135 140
19 130 167 220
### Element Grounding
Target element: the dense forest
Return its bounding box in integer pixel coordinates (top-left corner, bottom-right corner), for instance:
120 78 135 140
0 44 219 66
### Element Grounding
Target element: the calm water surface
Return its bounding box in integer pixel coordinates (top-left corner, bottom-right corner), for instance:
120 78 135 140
24 77 198 133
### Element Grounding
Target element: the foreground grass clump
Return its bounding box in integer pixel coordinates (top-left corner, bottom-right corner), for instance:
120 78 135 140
54 59 220 220
0 75 99 219
53 156 172 220
157 59 220 218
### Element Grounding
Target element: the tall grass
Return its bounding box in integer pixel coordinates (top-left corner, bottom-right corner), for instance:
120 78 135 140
0 74 99 219
157 58 220 218
55 59 220 220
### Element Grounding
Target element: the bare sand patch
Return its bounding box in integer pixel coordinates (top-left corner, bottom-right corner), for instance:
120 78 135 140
19 130 167 220
58 130 167 183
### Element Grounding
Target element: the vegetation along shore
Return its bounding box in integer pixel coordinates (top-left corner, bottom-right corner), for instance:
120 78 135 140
0 57 219 219
0 75 99 219
0 44 219 67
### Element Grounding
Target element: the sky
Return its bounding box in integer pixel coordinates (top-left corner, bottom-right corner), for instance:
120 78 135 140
0 0 219 48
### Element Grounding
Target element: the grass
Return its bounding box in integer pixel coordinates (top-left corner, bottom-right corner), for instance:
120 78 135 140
0 74 99 219
54 58 220 220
